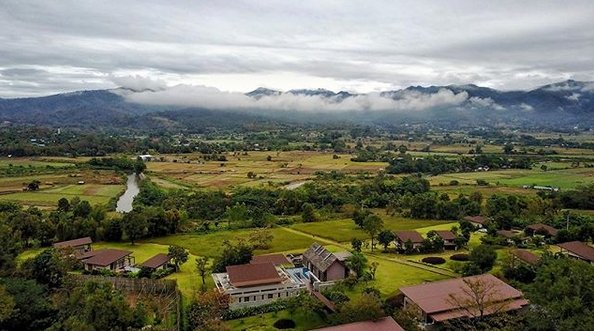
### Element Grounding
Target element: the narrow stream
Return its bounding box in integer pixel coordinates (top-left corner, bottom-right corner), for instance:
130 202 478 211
116 174 140 213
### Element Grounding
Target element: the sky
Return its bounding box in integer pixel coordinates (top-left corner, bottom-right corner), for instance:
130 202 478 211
1 0 594 98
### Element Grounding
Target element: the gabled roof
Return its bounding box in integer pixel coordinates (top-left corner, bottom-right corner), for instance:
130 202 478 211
558 241 594 262
226 263 282 287
400 274 527 322
512 249 540 265
313 317 405 331
435 230 457 241
53 237 92 248
303 243 344 272
140 253 171 269
83 249 132 266
394 230 424 243
526 223 558 236
463 216 487 225
250 254 291 266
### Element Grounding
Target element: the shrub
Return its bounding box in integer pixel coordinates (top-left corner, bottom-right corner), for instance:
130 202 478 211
421 257 446 265
450 253 470 261
321 290 350 304
449 180 460 186
273 319 296 329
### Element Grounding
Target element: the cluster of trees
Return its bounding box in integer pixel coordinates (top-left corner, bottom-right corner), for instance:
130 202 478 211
87 157 146 174
386 154 533 175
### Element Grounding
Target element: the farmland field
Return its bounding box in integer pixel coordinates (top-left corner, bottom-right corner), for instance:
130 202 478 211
146 151 387 190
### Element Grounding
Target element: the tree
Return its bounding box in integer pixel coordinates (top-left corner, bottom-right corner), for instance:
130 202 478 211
398 145 408 154
73 200 92 218
377 230 395 251
351 238 363 252
21 248 69 289
502 144 514 154
331 293 385 325
225 203 249 228
134 158 146 175
188 290 230 330
362 214 383 252
286 291 325 318
0 285 14 322
404 239 415 254
369 261 379 280
168 245 189 272
0 224 20 276
445 277 516 329
27 180 40 191
540 164 548 172
345 251 368 278
57 198 70 212
195 257 209 291
247 228 273 249
121 212 147 244
469 245 497 272
211 240 254 272
0 278 53 331
353 209 371 228
301 203 317 222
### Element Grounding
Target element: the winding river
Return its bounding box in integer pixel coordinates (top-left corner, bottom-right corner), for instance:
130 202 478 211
116 174 140 213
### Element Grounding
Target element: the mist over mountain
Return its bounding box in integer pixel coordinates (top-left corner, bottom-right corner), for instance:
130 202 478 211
1 80 593 131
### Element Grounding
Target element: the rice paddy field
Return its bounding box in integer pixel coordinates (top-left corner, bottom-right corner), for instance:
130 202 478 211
145 151 387 190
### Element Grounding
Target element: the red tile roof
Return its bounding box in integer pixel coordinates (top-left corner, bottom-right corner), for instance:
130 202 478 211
226 263 282 287
558 241 594 262
313 317 405 331
435 230 457 241
83 249 132 266
53 237 92 248
400 274 527 322
526 223 558 236
512 249 540 265
394 230 424 243
140 253 171 269
250 254 291 266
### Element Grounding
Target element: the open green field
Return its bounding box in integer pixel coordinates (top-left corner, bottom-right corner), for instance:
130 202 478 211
226 310 326 331
0 183 124 206
430 167 594 190
146 151 387 190
291 217 451 243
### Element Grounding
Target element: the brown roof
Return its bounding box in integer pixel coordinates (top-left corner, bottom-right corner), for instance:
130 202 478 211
250 254 291 266
497 230 519 238
140 253 171 269
512 249 540 265
558 241 594 262
303 243 343 272
464 216 487 225
226 263 282 287
53 237 92 248
526 223 558 236
83 249 132 266
435 230 457 241
400 274 527 321
394 230 424 243
313 317 405 331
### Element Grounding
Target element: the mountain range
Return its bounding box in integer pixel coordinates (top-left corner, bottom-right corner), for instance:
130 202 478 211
1 80 593 131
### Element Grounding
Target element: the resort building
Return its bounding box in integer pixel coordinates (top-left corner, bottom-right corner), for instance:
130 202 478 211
510 249 540 266
139 253 171 271
434 230 457 250
53 237 93 257
399 274 528 327
212 262 318 309
250 253 293 266
463 215 488 229
557 241 594 265
525 223 558 238
302 243 352 281
394 231 424 251
81 249 135 272
313 316 405 331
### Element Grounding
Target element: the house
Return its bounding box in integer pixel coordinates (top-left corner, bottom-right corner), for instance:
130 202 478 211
400 274 528 326
497 230 523 244
53 237 93 257
302 243 351 281
525 223 558 238
394 231 424 251
139 253 171 271
313 316 405 331
138 154 153 161
463 216 488 229
250 254 292 266
212 262 316 309
82 249 135 272
434 231 457 250
557 241 594 265
511 249 540 266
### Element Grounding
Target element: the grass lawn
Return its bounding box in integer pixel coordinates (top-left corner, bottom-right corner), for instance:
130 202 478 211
226 310 326 331
291 217 451 243
0 183 123 206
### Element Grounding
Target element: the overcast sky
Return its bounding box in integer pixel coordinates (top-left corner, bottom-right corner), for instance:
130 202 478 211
1 0 593 97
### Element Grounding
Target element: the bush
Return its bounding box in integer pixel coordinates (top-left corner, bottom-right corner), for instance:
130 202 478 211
273 319 296 329
450 253 470 261
321 290 350 304
449 180 460 186
222 300 288 320
421 257 446 265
